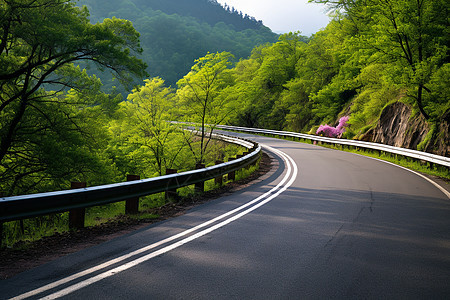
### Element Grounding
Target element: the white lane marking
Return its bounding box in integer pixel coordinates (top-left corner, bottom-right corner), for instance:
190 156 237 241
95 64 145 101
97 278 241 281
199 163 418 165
11 146 297 300
359 154 450 199
42 150 297 299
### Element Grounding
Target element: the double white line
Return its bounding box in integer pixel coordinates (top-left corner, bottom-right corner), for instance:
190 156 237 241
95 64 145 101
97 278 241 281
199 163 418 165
12 145 298 300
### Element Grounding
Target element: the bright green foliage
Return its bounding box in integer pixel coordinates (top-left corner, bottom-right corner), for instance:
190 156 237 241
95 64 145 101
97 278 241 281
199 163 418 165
1 0 448 197
310 0 449 121
223 28 350 131
110 78 191 177
345 63 404 138
2 0 449 247
223 1 448 141
284 22 356 129
226 33 309 130
177 52 235 163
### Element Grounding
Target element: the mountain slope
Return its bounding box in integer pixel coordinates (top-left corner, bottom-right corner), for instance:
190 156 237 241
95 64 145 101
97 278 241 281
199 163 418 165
78 0 278 87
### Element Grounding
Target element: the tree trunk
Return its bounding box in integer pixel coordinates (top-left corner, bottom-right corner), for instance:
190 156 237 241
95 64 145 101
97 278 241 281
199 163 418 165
417 84 429 120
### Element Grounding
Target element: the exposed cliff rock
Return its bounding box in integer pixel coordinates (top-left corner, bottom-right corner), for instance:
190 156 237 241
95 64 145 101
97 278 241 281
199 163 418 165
425 109 450 157
361 102 449 157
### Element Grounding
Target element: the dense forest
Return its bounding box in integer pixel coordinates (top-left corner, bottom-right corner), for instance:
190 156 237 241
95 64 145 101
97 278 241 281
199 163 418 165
77 0 279 87
83 0 265 30
1 0 449 198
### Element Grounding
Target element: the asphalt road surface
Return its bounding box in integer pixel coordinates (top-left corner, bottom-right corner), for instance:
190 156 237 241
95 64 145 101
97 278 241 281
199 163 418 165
1 132 449 299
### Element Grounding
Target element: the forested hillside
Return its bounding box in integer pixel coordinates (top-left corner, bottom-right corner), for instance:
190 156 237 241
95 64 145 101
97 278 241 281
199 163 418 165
77 0 278 86
0 0 250 197
1 0 448 200
84 0 264 30
215 0 449 156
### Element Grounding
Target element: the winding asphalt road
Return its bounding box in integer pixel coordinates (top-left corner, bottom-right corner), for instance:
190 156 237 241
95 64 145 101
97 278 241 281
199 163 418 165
1 132 449 299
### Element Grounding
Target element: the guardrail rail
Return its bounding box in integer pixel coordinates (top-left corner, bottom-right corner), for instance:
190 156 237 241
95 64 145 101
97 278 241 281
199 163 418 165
216 124 450 168
0 133 261 244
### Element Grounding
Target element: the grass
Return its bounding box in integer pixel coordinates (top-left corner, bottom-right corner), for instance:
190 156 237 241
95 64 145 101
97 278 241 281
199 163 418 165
1 149 261 249
9 129 440 249
258 132 449 180
1 214 69 249
321 142 450 180
224 128 448 180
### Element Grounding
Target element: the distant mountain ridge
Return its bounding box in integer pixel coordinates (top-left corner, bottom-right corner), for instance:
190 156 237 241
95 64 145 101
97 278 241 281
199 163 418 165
131 0 264 30
78 0 278 87
81 0 264 30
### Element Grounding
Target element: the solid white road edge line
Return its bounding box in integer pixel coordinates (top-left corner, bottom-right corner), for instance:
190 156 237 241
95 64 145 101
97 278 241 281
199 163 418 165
11 145 297 300
357 154 450 199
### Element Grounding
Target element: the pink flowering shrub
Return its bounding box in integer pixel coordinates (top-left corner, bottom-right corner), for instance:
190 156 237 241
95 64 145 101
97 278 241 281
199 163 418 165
316 116 350 138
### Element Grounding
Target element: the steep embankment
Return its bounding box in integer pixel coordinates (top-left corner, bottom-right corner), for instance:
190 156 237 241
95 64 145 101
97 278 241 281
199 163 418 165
361 102 449 157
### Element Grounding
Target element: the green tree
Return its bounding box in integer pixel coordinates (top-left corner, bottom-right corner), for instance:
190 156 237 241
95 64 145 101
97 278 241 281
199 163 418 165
310 0 449 120
78 0 278 87
271 25 349 130
111 78 187 177
226 33 308 130
176 51 234 164
0 0 147 194
0 87 122 195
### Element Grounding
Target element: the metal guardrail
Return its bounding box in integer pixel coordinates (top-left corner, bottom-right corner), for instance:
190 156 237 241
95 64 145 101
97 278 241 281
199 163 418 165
0 134 261 223
217 125 450 168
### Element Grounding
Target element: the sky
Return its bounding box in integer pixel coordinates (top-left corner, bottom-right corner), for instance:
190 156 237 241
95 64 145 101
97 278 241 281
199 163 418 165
216 0 331 36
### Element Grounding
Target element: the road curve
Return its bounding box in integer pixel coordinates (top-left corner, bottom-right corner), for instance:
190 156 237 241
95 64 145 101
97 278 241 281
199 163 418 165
1 132 449 299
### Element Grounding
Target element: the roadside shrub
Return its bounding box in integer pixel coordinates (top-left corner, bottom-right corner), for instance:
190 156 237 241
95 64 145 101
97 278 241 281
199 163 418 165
316 116 350 138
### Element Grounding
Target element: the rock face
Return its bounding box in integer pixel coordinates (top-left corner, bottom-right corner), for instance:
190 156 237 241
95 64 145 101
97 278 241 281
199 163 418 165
361 102 448 157
426 109 450 157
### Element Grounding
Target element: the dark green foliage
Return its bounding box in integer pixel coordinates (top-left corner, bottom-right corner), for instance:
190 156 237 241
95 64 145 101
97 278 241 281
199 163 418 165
83 0 264 31
78 0 278 86
0 0 146 195
127 0 264 31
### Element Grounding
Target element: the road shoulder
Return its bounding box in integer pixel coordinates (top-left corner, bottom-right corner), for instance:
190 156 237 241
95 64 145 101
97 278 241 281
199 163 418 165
0 152 275 280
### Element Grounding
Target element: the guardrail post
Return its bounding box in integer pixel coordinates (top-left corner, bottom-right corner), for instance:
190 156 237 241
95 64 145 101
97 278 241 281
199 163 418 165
0 221 2 248
227 157 236 181
215 160 224 185
242 152 251 169
0 192 3 247
165 168 178 201
195 164 205 193
125 175 140 214
69 182 86 230
233 154 244 176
